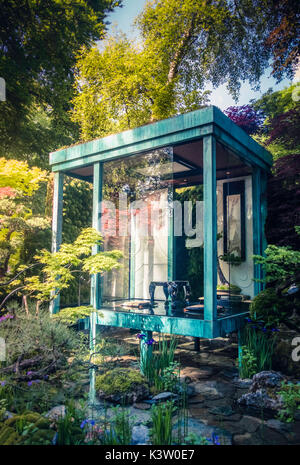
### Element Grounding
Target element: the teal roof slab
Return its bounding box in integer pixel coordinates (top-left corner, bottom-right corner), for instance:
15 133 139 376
50 106 272 173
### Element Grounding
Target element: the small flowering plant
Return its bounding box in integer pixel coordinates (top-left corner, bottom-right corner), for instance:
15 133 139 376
136 333 157 345
245 317 279 334
0 314 14 323
80 418 103 444
27 379 41 386
80 418 96 429
207 433 221 445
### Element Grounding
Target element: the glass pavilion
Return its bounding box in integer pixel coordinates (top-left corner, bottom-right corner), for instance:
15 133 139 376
49 106 272 342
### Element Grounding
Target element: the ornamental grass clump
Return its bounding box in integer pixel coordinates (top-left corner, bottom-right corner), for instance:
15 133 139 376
140 335 179 393
239 322 277 378
150 400 176 445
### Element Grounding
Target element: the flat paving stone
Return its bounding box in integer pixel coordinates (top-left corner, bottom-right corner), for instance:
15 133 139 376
208 405 235 417
132 425 150 445
133 402 151 410
180 366 215 382
173 417 232 445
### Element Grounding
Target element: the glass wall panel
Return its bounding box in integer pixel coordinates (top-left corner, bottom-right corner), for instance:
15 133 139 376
216 142 253 317
98 138 252 320
101 139 205 318
101 148 173 304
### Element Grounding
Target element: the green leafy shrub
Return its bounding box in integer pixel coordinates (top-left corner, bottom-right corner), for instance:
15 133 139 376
0 399 6 421
56 401 86 445
239 346 258 379
0 310 79 371
252 234 300 328
253 243 300 285
217 284 241 294
250 288 290 328
52 305 94 325
277 382 300 423
0 309 89 413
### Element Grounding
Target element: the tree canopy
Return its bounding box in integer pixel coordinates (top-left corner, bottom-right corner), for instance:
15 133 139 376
0 0 122 160
252 83 300 159
264 0 300 80
224 105 264 135
0 158 49 279
71 0 299 141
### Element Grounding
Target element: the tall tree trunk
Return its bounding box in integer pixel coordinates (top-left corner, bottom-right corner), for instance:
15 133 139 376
167 15 196 84
23 295 29 316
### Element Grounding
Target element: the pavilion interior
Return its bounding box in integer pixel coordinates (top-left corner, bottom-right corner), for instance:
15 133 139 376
63 139 253 320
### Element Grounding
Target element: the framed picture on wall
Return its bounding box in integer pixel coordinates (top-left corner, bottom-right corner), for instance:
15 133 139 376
223 180 246 261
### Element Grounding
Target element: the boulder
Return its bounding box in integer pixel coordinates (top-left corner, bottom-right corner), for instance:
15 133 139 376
192 380 234 400
250 370 285 390
133 402 151 410
95 368 149 405
152 392 177 402
98 382 149 404
238 371 286 413
45 405 66 421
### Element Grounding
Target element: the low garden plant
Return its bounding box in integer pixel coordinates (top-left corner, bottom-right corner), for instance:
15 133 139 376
150 400 176 445
140 335 179 393
277 382 300 423
239 322 277 379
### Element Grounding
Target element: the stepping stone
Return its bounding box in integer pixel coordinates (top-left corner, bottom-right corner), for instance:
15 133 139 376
173 417 232 445
219 368 239 380
192 380 235 400
152 392 177 402
208 406 235 417
180 366 215 382
266 419 290 433
131 425 150 445
133 402 151 410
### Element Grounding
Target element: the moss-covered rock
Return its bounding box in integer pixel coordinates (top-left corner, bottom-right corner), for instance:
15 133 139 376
0 425 20 444
21 429 54 445
0 410 53 445
95 368 149 404
2 430 20 445
4 411 40 428
34 417 51 430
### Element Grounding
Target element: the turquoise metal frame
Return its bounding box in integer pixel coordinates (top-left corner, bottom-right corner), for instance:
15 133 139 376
49 106 272 339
